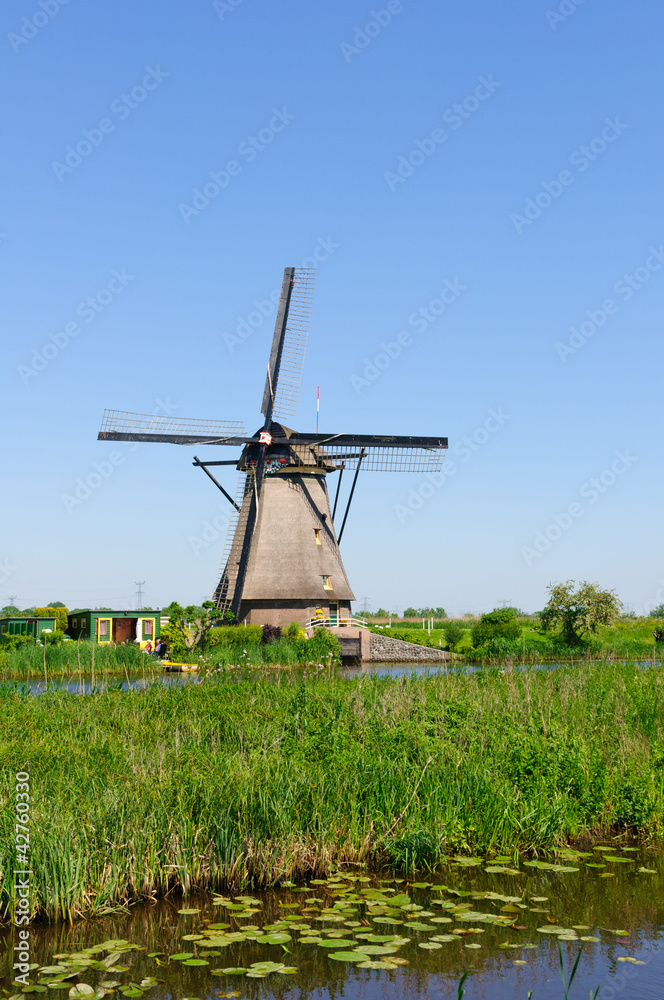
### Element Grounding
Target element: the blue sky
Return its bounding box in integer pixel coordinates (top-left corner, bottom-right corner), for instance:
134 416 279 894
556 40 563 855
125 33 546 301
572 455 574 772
2 0 663 615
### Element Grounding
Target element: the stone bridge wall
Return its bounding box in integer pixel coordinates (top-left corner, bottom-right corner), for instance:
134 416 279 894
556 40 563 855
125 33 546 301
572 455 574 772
368 632 450 662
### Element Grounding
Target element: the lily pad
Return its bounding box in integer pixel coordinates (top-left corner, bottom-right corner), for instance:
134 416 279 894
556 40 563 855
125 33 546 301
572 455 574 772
327 952 366 962
181 960 209 967
418 942 442 950
357 961 399 969
169 953 194 962
261 933 292 945
177 909 200 915
352 946 398 956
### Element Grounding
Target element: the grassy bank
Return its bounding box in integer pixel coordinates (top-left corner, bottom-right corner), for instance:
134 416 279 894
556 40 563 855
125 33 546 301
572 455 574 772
1 662 663 922
372 618 664 662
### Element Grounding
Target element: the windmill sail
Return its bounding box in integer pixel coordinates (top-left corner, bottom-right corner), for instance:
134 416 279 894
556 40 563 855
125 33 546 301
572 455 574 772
98 410 247 445
213 470 255 615
261 267 315 423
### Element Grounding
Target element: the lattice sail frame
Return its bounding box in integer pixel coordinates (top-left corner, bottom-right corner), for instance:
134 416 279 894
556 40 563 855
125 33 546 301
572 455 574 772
270 268 315 422
287 443 447 472
99 410 245 444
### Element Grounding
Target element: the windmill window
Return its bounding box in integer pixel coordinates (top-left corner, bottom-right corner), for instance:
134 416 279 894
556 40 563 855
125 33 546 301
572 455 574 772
322 575 332 590
72 618 77 628
99 620 108 637
314 529 322 545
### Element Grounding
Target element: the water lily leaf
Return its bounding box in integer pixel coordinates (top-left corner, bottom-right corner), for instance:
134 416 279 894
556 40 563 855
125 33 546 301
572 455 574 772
316 940 353 949
217 969 247 976
430 917 453 924
600 873 616 878
261 933 292 945
371 918 403 925
585 863 606 868
410 882 432 889
418 942 442 950
464 943 482 949
119 992 143 999
38 970 68 977
206 923 231 930
181 960 208 967
352 946 398 956
580 936 601 942
177 909 200 915
168 953 194 962
69 987 95 999
430 934 457 943
357 961 399 969
327 952 366 962
180 935 204 942
602 857 633 863
485 867 521 875
638 867 657 874
276 968 298 974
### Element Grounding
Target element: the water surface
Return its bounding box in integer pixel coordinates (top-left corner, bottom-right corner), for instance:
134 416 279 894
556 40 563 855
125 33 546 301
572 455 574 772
2 845 662 1000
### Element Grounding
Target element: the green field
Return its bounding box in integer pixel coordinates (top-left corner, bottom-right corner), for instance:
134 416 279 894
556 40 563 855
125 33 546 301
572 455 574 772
2 661 662 922
370 618 664 661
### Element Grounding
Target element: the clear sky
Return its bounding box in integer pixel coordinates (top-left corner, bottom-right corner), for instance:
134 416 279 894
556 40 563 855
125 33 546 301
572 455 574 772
2 0 663 616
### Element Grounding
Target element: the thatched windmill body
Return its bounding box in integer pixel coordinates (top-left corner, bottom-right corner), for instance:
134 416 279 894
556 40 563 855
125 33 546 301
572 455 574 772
98 268 447 626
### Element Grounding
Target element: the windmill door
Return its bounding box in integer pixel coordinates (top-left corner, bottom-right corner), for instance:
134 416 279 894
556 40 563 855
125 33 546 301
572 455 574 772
329 601 339 626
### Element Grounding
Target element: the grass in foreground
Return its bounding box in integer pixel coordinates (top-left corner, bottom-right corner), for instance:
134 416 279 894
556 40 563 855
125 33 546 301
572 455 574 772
1 661 662 922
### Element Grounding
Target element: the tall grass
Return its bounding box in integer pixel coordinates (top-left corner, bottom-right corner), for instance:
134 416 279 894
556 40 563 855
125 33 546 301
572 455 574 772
1 661 662 923
0 632 339 679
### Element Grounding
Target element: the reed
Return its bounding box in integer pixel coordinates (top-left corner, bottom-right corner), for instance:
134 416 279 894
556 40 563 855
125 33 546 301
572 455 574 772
1 661 662 922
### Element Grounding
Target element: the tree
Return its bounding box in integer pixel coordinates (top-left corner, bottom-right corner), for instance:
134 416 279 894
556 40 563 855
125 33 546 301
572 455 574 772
539 580 622 646
403 607 418 618
471 609 520 648
47 601 67 608
34 606 69 631
163 600 223 651
649 604 664 619
1 606 21 617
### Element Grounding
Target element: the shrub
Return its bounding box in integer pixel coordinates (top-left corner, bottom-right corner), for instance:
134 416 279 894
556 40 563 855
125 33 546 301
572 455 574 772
205 625 263 649
306 627 342 662
471 609 520 648
444 622 465 648
262 624 282 644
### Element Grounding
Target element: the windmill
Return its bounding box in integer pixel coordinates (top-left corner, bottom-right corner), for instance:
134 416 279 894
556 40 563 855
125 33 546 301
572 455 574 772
98 267 447 626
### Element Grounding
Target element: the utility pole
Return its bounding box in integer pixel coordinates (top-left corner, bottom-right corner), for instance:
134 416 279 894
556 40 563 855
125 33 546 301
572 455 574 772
7 595 17 607
135 581 145 610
